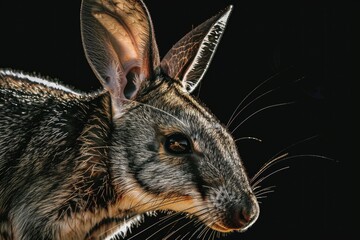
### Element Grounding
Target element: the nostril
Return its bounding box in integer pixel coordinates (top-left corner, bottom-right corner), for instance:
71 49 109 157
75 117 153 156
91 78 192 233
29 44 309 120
228 205 258 230
230 207 248 228
234 208 250 224
233 209 244 227
241 208 251 222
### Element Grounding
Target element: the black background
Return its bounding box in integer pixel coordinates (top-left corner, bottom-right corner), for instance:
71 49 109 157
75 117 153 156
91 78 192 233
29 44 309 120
0 0 354 239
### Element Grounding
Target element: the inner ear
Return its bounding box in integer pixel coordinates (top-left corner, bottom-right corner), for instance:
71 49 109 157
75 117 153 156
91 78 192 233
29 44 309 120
124 67 141 99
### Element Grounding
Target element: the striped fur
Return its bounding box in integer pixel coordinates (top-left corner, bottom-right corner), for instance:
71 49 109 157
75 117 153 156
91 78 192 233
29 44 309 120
0 0 259 239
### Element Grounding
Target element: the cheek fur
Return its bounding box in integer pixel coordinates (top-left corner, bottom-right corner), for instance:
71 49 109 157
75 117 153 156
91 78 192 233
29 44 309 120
135 160 194 197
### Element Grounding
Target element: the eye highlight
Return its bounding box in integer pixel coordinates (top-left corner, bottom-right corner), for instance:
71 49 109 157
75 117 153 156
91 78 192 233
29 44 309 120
164 133 192 155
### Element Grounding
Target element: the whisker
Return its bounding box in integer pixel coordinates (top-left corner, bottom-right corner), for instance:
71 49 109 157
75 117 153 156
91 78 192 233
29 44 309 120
251 153 289 184
190 217 210 239
230 102 295 134
183 232 192 240
269 135 320 161
227 88 279 128
210 229 218 240
198 225 210 240
199 223 213 239
188 213 213 239
162 221 193 240
251 134 336 187
126 212 179 240
234 136 263 143
283 154 336 162
255 188 276 199
99 197 193 239
256 195 271 199
226 70 285 127
254 185 276 196
187 207 220 239
147 214 186 240
252 166 290 189
120 204 207 239
188 222 205 239
155 207 211 240
253 154 335 190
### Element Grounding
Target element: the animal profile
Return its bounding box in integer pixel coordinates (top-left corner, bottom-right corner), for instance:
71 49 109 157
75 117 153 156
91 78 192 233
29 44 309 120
0 0 263 239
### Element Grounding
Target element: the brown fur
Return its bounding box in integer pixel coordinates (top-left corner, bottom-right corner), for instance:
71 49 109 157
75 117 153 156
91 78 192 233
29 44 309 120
0 1 259 239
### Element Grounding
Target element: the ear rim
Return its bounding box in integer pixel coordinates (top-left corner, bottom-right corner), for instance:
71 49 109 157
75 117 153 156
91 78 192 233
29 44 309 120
160 5 233 93
183 5 233 93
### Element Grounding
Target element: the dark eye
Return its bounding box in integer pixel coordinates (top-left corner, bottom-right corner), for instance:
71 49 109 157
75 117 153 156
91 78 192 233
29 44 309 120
164 133 192 154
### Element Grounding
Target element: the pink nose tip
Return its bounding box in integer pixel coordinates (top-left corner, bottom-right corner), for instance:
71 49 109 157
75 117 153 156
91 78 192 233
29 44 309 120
229 204 258 230
241 208 251 222
232 208 248 227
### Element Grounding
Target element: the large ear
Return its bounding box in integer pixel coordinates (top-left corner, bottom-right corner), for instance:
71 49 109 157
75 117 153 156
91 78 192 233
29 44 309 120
161 6 233 93
81 0 160 113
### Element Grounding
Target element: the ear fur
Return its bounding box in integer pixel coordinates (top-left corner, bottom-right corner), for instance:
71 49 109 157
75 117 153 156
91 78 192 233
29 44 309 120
81 0 232 116
161 6 233 93
81 0 160 114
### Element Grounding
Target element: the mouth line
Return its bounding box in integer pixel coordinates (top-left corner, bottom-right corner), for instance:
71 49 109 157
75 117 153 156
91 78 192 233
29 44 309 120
209 222 237 233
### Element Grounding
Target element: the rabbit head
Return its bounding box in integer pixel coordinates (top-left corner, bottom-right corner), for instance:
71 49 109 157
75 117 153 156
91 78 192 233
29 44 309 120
81 0 259 233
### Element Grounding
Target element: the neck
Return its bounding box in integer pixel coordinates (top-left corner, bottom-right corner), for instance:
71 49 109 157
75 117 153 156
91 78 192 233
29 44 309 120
55 93 124 238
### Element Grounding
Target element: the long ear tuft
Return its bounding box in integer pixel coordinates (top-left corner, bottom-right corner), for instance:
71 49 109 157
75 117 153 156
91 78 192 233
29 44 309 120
161 5 233 93
81 0 160 113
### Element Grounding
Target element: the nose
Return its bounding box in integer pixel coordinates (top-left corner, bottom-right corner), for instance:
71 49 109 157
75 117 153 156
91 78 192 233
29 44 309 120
232 207 254 228
227 198 259 230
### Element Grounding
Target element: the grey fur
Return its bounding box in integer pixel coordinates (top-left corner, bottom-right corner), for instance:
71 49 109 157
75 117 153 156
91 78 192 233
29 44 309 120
0 1 259 239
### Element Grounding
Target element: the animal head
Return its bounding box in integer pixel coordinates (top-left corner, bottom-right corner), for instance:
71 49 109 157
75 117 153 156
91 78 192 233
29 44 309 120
81 0 259 233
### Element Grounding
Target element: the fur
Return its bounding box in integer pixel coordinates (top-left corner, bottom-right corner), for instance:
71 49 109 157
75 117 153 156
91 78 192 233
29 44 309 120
0 1 259 239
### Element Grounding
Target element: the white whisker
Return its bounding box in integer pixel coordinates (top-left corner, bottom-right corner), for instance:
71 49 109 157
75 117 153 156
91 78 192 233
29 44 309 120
251 153 289 184
227 88 279 128
252 166 290 189
226 71 285 127
231 102 295 134
255 187 276 199
269 135 320 161
234 136 263 143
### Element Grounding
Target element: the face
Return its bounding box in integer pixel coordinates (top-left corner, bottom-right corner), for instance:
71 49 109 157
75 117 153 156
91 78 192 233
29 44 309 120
80 0 253 233
111 77 260 233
